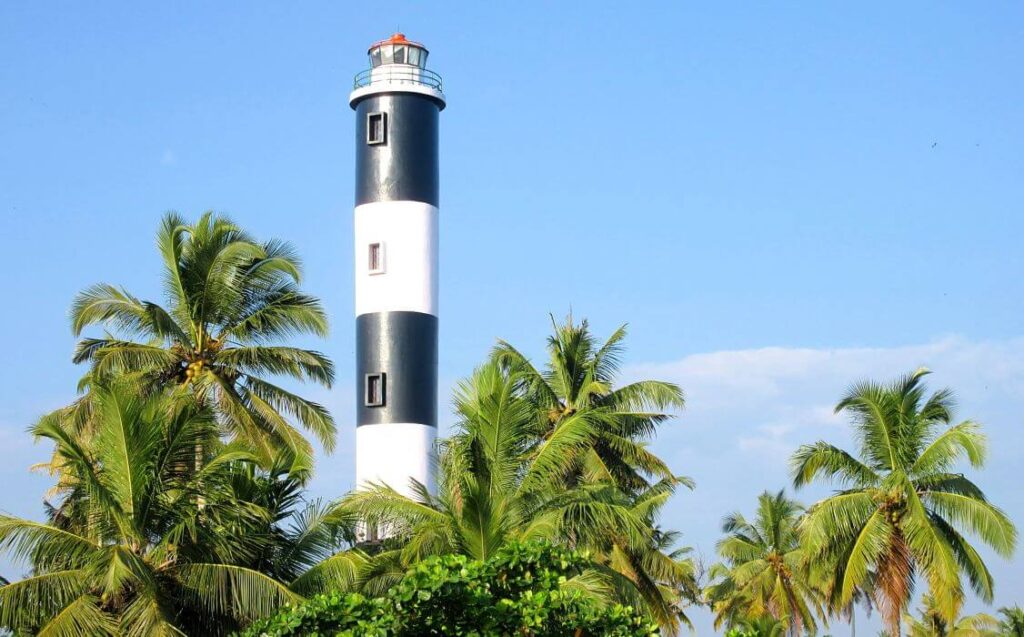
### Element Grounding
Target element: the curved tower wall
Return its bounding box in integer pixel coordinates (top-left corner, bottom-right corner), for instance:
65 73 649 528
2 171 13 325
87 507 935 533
351 67 444 502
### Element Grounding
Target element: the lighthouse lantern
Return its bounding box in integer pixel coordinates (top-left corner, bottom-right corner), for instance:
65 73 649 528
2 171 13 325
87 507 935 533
368 33 428 68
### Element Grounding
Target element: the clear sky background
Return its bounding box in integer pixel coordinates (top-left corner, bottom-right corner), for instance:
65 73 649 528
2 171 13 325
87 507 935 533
1 2 1022 633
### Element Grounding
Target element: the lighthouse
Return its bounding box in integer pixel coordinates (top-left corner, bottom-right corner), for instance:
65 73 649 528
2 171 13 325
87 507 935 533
350 34 444 501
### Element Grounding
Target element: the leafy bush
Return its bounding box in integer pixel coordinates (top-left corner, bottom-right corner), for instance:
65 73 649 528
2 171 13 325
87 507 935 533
239 592 391 637
239 541 658 636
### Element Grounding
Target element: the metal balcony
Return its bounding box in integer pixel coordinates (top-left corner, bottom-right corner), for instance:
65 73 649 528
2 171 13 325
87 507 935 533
353 67 443 92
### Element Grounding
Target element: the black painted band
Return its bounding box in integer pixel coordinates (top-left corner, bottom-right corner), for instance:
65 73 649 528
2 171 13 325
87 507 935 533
354 94 440 207
356 311 438 427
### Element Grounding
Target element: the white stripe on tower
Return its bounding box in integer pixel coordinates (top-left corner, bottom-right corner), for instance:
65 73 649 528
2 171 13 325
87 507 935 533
354 201 438 317
349 33 445 507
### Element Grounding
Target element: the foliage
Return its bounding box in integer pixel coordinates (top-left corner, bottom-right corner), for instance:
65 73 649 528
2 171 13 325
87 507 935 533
238 541 659 637
997 606 1024 637
2 209 1019 637
67 211 335 470
723 616 788 637
494 315 685 496
706 490 825 633
0 383 283 634
791 369 1017 634
0 382 357 636
235 592 389 637
340 323 698 633
903 593 999 636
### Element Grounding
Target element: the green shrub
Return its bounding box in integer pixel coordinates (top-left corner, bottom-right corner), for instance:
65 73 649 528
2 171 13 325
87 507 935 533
239 592 390 637
239 542 658 637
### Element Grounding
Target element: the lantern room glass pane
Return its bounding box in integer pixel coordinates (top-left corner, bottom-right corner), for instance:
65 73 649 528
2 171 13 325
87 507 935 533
370 48 382 67
380 44 393 64
407 47 420 67
419 50 428 68
393 45 406 64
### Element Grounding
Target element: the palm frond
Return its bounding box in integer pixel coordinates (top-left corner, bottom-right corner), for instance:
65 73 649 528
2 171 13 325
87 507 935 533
177 563 301 622
922 490 1016 558
0 570 89 631
910 421 987 476
36 594 116 637
289 549 370 596
218 346 334 386
791 441 880 488
244 376 336 453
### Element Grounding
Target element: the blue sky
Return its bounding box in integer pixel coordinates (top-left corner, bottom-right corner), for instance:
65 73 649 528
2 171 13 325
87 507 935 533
1 2 1022 633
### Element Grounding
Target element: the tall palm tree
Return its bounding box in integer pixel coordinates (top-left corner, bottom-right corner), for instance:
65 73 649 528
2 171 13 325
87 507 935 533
494 315 684 494
997 606 1024 637
904 594 999 637
706 490 825 634
791 369 1017 634
68 212 335 469
0 383 300 635
340 361 698 633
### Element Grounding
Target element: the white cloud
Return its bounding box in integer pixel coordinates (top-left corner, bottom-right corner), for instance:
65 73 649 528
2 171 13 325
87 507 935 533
627 335 1024 461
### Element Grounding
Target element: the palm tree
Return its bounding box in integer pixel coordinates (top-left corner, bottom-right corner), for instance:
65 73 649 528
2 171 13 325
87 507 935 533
727 616 789 637
494 315 684 494
213 454 364 596
706 490 825 634
791 369 1017 634
340 360 698 633
997 606 1024 637
0 383 300 635
68 211 335 469
904 594 999 636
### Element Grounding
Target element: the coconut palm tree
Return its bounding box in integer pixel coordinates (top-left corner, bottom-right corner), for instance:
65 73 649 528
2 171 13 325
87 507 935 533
212 454 364 595
706 490 825 634
0 383 300 635
791 369 1017 635
494 315 684 494
67 211 335 470
904 594 999 637
997 606 1024 637
340 360 698 633
726 616 789 637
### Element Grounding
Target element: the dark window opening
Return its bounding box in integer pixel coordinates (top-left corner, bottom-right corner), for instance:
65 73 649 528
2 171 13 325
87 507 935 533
365 373 385 407
367 112 386 145
368 242 384 273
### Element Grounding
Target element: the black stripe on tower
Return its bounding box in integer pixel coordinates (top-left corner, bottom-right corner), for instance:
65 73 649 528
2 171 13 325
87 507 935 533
354 93 440 207
356 312 438 427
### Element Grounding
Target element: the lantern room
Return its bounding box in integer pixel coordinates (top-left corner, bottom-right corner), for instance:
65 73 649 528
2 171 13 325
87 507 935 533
352 33 444 102
368 33 429 69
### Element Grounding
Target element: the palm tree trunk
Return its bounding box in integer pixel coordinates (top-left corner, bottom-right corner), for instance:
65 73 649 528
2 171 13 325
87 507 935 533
195 441 205 508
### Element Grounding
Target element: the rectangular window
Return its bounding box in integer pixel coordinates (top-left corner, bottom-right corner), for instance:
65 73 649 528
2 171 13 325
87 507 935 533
368 242 385 274
367 112 386 145
365 373 385 407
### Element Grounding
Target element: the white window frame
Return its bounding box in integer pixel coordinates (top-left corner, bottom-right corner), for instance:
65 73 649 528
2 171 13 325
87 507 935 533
366 240 385 276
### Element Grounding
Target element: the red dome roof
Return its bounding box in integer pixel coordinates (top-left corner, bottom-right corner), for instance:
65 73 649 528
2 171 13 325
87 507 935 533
368 33 428 53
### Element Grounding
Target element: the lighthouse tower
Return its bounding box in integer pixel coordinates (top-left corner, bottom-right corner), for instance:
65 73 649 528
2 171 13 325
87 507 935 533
350 34 444 501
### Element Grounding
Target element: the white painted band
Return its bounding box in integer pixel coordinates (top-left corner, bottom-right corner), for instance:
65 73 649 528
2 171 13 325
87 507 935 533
350 84 446 109
355 201 438 317
355 422 436 497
